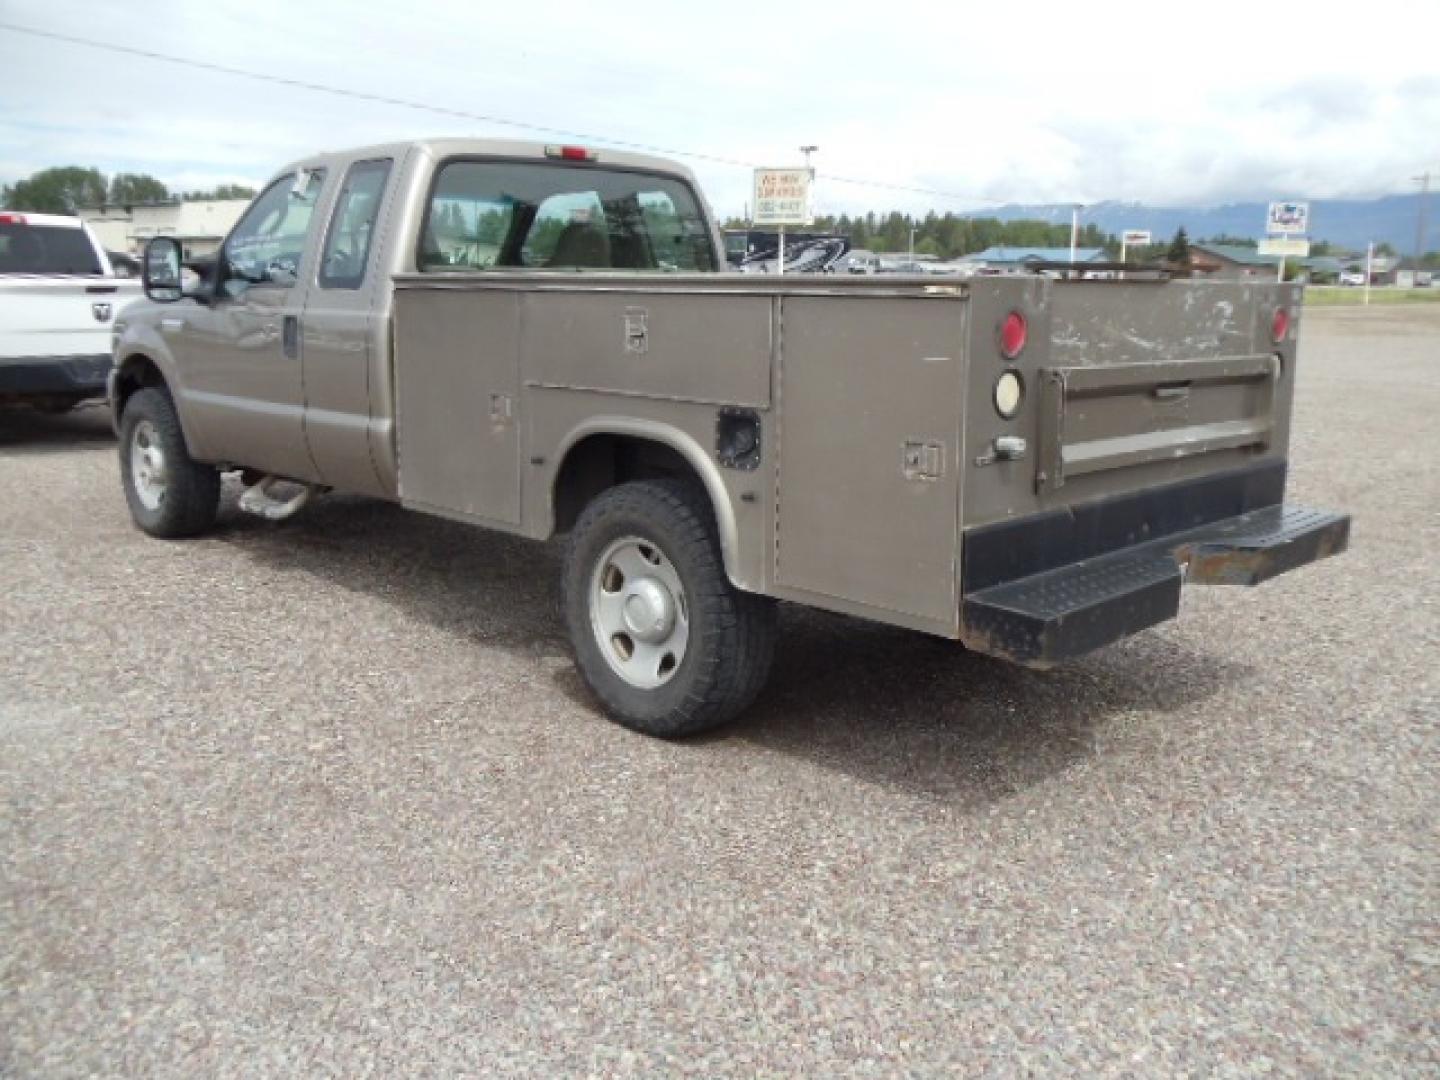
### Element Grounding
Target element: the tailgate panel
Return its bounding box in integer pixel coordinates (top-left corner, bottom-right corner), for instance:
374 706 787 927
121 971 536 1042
1038 354 1276 489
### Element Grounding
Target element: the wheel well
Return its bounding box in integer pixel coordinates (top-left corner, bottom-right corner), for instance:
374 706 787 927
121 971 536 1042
553 435 700 533
113 354 166 417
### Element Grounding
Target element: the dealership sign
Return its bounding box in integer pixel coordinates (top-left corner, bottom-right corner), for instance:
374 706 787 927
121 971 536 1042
1266 201 1310 235
1257 238 1311 257
752 168 813 226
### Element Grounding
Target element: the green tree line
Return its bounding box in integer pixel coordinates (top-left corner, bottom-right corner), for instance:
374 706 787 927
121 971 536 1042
1 166 255 213
724 211 1436 265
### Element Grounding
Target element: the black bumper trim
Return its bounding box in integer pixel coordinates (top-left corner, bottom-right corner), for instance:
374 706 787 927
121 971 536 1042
0 354 112 397
961 503 1350 666
962 461 1288 594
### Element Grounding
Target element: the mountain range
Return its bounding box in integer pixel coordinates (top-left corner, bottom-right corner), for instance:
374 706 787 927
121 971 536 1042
974 193 1437 254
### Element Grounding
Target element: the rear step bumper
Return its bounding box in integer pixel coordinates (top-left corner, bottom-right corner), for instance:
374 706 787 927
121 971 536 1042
960 501 1350 667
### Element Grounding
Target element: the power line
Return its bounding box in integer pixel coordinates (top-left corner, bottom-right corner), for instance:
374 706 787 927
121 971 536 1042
0 20 1004 207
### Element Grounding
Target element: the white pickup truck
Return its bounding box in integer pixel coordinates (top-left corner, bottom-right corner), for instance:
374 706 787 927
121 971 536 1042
0 211 142 411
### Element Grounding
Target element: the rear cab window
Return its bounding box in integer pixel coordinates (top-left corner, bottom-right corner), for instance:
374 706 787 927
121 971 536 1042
319 158 392 289
0 222 102 275
420 160 716 273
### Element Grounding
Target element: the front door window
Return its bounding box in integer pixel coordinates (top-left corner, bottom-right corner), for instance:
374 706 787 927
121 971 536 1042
221 169 327 297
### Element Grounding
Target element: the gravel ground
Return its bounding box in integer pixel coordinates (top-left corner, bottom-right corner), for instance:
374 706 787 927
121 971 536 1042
2 306 1437 1077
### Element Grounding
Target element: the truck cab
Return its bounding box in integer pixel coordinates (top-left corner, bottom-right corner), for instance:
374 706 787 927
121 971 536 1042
110 139 1348 737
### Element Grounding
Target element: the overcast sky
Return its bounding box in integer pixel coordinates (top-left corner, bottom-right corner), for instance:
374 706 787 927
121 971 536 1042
2 0 1438 216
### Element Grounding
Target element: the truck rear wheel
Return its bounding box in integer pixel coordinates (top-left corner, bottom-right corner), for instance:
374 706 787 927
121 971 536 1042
118 388 220 538
563 479 777 737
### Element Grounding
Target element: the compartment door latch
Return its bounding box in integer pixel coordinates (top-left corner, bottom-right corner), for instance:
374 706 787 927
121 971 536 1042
902 440 946 481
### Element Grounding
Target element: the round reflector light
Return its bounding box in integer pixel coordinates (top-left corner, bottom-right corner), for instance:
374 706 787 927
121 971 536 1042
994 371 1024 418
999 311 1028 358
1272 307 1291 343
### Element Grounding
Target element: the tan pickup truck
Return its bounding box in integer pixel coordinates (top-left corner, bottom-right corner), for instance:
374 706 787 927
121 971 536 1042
111 138 1348 736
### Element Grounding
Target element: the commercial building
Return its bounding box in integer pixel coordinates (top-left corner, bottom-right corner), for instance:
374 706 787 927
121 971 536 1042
1187 243 1282 279
77 199 250 258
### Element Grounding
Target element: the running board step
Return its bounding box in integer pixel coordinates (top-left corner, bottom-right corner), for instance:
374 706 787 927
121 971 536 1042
960 504 1349 666
238 476 317 521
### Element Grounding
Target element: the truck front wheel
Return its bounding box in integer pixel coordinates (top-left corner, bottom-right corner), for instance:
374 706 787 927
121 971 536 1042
563 479 777 737
118 388 220 538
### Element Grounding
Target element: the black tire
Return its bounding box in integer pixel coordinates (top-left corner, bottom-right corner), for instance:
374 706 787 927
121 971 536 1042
118 387 220 538
563 479 777 737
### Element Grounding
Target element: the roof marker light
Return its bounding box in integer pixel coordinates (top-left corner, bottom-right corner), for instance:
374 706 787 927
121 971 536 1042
0 212 27 225
545 145 598 162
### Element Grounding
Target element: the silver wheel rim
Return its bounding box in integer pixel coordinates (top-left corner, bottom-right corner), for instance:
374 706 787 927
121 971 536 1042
129 419 168 512
589 535 690 690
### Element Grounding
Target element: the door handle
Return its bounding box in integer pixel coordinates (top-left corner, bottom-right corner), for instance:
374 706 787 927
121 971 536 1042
282 315 300 360
160 317 185 333
1153 383 1192 401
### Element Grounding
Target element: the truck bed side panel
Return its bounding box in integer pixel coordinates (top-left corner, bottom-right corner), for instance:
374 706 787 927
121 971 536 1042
521 291 772 407
774 296 967 634
392 289 523 526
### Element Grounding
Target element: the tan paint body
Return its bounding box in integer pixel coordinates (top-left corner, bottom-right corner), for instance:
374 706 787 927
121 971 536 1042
115 139 1301 640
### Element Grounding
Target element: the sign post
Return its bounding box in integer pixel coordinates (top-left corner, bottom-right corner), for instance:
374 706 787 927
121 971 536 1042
1119 229 1151 264
1266 201 1310 283
753 167 814 276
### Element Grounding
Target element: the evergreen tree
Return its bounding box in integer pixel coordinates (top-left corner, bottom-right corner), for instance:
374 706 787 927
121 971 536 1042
1166 227 1191 263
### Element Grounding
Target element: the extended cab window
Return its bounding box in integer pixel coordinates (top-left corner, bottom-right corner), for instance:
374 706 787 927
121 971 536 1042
319 158 391 289
222 169 327 294
421 161 715 272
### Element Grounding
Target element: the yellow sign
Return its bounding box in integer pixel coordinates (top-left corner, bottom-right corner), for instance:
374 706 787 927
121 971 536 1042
1257 238 1310 257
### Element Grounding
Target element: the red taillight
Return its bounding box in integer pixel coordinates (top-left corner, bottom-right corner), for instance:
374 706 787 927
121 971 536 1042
999 311 1028 359
1271 308 1291 344
0 212 26 225
545 145 597 162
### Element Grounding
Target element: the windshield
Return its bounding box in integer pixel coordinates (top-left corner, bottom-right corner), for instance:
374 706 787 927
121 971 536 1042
421 160 716 272
0 224 103 275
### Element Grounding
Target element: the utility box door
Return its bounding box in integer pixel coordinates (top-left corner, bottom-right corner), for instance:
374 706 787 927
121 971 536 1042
776 297 966 631
393 288 522 526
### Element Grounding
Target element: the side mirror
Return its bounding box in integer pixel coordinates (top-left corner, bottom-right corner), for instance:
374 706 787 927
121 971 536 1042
142 237 184 302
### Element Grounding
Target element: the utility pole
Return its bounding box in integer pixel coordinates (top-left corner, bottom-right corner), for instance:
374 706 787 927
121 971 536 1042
1414 172 1431 276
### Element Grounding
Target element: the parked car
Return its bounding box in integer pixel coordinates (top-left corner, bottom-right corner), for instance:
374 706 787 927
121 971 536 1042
1 211 143 411
110 139 1348 736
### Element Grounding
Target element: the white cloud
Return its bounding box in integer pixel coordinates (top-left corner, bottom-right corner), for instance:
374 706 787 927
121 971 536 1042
2 0 1438 214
